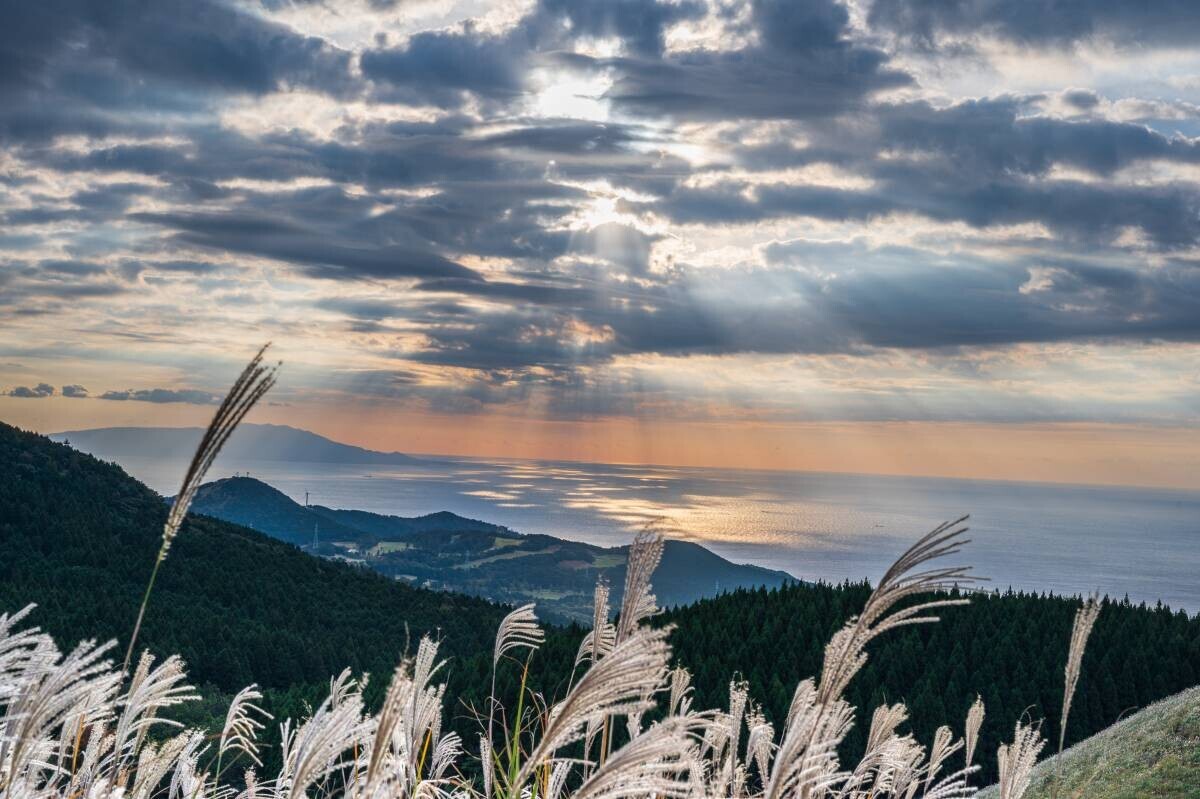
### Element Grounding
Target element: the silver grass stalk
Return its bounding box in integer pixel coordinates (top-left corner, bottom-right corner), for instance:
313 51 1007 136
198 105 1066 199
493 604 544 665
615 530 664 644
130 731 192 799
487 602 542 780
744 705 775 786
0 638 119 791
997 722 1045 799
111 652 197 775
575 626 616 670
923 725 960 795
429 731 462 781
513 625 673 792
720 679 750 794
591 579 611 661
835 702 908 798
328 667 361 710
277 689 369 799
547 760 572 799
569 715 701 799
123 344 279 672
865 702 909 756
479 735 495 799
576 580 615 668
920 766 980 799
762 678 855 799
364 661 415 790
0 605 43 705
219 685 272 769
166 729 207 799
1058 594 1101 758
668 667 693 717
964 696 985 770
817 517 976 706
874 733 924 796
765 518 976 799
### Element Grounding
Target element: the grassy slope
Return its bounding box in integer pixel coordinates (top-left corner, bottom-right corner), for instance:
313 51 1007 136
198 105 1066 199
0 421 507 691
979 686 1200 799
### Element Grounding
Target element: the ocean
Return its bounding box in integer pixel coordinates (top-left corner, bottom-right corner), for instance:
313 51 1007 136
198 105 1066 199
111 454 1200 613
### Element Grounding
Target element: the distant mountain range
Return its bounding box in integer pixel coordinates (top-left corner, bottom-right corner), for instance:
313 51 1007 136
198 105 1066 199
51 423 421 465
188 475 795 622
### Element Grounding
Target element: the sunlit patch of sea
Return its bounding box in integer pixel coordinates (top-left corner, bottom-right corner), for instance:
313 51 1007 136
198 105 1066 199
112 453 1200 612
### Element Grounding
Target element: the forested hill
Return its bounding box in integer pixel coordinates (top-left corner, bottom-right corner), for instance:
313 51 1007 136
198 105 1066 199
457 581 1200 786
659 582 1200 785
188 475 795 622
0 421 505 689
188 476 507 547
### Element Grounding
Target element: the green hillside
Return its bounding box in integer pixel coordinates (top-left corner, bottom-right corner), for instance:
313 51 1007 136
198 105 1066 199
189 475 795 622
978 686 1200 799
650 582 1199 785
0 421 506 690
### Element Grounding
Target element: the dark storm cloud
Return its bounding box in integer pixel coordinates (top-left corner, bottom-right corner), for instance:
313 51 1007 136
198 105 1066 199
535 0 706 57
61 384 88 398
5 383 55 398
360 0 704 107
407 308 615 372
868 0 1200 49
590 0 909 121
638 97 1200 249
480 123 643 155
414 278 595 306
98 388 218 404
1063 89 1102 111
362 26 527 107
349 238 1200 375
875 99 1200 178
649 177 1200 249
0 0 354 142
760 241 1200 348
131 209 481 281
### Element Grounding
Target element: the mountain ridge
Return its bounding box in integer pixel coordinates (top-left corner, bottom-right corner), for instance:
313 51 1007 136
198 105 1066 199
0 420 504 692
188 475 796 622
51 423 421 465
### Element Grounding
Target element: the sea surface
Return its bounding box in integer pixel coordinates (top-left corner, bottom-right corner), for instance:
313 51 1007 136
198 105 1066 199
112 454 1200 613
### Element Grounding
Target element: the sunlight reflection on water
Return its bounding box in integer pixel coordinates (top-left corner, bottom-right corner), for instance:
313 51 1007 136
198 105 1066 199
116 453 1200 612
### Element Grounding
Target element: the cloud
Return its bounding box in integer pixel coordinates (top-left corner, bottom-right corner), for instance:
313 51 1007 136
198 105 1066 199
867 0 1200 49
1 0 1199 430
61 384 88 398
360 0 704 108
362 26 527 108
97 388 218 404
0 0 355 142
5 383 55 398
130 209 481 281
596 0 911 121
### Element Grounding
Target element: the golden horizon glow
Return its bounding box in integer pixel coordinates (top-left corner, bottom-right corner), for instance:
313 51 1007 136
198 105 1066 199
6 397 1200 492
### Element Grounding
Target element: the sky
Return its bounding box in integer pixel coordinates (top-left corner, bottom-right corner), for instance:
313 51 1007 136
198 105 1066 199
2 0 1200 488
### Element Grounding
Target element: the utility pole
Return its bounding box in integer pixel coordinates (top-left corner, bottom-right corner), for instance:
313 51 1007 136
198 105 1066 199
306 491 318 552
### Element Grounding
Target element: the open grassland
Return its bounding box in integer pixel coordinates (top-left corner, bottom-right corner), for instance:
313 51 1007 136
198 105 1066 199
368 540 410 556
979 686 1200 799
